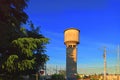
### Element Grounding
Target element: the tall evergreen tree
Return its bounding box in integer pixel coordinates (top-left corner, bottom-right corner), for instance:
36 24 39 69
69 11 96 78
27 22 49 72
0 0 28 50
0 0 49 80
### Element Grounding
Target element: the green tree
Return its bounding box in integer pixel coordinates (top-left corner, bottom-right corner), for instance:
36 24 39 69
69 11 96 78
0 0 29 48
26 22 49 73
0 0 49 80
0 0 29 75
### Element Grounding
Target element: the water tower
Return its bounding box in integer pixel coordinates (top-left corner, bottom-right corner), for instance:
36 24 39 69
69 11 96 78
64 28 80 80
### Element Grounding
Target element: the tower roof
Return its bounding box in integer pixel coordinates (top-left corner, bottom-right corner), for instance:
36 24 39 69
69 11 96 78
64 28 80 32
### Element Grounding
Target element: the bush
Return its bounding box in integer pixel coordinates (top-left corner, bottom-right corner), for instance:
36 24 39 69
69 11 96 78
76 75 81 79
51 74 65 80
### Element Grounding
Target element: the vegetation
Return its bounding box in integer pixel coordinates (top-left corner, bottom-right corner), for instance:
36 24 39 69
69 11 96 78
76 74 81 79
0 0 49 80
51 74 65 80
90 74 101 80
59 70 66 77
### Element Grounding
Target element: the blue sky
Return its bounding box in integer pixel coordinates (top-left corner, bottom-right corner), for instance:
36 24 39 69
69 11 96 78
26 0 120 74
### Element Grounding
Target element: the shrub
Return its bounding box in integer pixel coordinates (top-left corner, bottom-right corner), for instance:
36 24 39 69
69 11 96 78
51 74 65 80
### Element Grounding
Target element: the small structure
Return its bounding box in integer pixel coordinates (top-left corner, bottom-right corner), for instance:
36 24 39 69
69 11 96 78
64 28 80 80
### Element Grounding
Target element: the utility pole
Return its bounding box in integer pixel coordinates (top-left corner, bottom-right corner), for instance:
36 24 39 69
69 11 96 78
103 47 107 80
117 45 120 74
36 72 38 80
99 46 107 80
56 65 57 74
45 63 47 79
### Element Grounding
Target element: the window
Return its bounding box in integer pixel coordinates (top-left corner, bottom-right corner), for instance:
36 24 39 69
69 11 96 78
73 45 76 47
68 45 72 48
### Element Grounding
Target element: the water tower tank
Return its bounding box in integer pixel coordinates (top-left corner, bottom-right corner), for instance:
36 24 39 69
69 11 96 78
64 28 80 45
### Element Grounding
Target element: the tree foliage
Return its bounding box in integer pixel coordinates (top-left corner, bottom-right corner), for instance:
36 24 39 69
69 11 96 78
0 0 49 79
0 0 28 25
51 74 65 80
0 0 28 51
2 37 49 73
26 22 49 71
